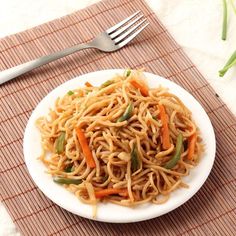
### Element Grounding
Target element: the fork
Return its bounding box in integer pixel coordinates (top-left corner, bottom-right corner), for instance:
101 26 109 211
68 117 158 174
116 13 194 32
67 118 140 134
0 11 149 85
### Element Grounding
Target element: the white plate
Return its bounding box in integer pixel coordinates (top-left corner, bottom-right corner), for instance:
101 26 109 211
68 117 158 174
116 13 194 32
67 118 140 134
23 69 216 223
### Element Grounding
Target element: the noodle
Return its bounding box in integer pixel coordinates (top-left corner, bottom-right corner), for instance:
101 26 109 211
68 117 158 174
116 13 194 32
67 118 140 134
36 70 204 212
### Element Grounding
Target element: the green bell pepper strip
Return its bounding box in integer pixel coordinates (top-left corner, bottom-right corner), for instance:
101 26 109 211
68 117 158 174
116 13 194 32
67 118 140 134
126 69 131 77
100 80 114 89
117 103 133 122
67 90 74 95
55 131 66 154
164 133 183 169
64 165 74 173
131 144 139 172
53 176 82 185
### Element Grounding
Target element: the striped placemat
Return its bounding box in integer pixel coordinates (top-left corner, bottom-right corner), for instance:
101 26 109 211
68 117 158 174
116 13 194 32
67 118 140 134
0 0 235 235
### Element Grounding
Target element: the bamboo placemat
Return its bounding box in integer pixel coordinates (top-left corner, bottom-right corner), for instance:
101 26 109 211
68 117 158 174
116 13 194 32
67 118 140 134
0 0 235 235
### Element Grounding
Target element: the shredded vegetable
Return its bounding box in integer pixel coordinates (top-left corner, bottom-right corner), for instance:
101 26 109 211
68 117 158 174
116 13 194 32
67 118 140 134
158 104 171 150
76 127 96 168
130 80 148 96
117 103 133 122
131 144 139 172
55 132 66 154
164 133 183 169
187 133 197 160
95 188 128 198
53 177 82 185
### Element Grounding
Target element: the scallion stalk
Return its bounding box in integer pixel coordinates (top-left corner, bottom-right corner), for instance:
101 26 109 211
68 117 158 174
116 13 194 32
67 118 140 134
219 50 236 77
222 0 228 40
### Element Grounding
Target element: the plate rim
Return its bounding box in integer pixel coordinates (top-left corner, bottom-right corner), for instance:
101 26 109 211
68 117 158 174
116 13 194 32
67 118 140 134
23 69 216 223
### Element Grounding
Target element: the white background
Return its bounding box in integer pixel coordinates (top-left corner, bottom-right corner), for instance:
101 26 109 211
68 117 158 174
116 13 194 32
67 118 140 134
1 0 236 235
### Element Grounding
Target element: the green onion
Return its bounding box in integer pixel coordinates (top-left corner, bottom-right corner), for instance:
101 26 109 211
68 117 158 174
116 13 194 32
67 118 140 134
55 131 66 154
131 144 139 172
100 80 114 89
117 103 133 122
126 69 131 77
67 90 74 95
53 176 82 185
222 0 227 40
164 133 183 169
219 50 236 77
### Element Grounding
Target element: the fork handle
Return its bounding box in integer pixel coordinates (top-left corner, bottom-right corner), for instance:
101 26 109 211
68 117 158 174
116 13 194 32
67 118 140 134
0 43 92 85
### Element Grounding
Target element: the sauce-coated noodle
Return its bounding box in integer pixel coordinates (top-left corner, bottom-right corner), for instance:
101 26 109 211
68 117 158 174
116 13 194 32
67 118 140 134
36 70 204 213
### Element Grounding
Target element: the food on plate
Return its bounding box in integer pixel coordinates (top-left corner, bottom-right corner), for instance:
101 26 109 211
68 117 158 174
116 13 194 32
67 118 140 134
36 70 204 211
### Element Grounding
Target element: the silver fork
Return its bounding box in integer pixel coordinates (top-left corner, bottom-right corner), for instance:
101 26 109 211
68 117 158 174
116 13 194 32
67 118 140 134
0 11 149 85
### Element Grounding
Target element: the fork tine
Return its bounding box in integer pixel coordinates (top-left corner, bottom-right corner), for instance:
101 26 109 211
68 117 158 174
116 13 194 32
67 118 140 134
109 15 144 39
106 11 141 34
118 22 149 48
114 19 147 44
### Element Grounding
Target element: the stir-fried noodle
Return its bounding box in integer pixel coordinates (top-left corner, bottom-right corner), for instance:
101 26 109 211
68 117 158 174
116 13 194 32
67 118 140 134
36 70 204 212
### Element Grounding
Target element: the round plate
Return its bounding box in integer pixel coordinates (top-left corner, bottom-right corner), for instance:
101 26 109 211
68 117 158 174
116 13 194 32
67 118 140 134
23 69 216 223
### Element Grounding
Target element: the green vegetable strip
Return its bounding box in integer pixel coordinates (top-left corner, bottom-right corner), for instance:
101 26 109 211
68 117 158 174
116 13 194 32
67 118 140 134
117 103 133 122
219 50 236 77
164 133 183 169
126 69 131 77
100 80 114 89
131 144 139 172
222 0 227 40
53 176 82 185
67 90 74 95
55 131 66 154
64 165 74 173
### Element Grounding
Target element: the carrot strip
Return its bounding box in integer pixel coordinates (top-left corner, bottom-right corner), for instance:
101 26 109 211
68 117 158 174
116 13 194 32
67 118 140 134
158 104 171 150
130 80 148 96
50 111 58 121
85 81 92 87
95 188 128 199
187 133 197 160
75 127 96 168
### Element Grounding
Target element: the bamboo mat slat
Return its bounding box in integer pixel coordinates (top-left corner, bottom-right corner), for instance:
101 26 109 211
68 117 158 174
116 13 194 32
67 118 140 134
0 0 236 235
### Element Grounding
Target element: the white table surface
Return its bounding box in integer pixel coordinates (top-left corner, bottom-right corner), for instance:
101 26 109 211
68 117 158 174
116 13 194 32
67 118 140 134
1 0 236 235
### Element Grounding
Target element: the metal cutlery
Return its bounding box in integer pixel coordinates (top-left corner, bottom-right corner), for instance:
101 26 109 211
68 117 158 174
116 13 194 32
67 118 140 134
0 11 149 85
